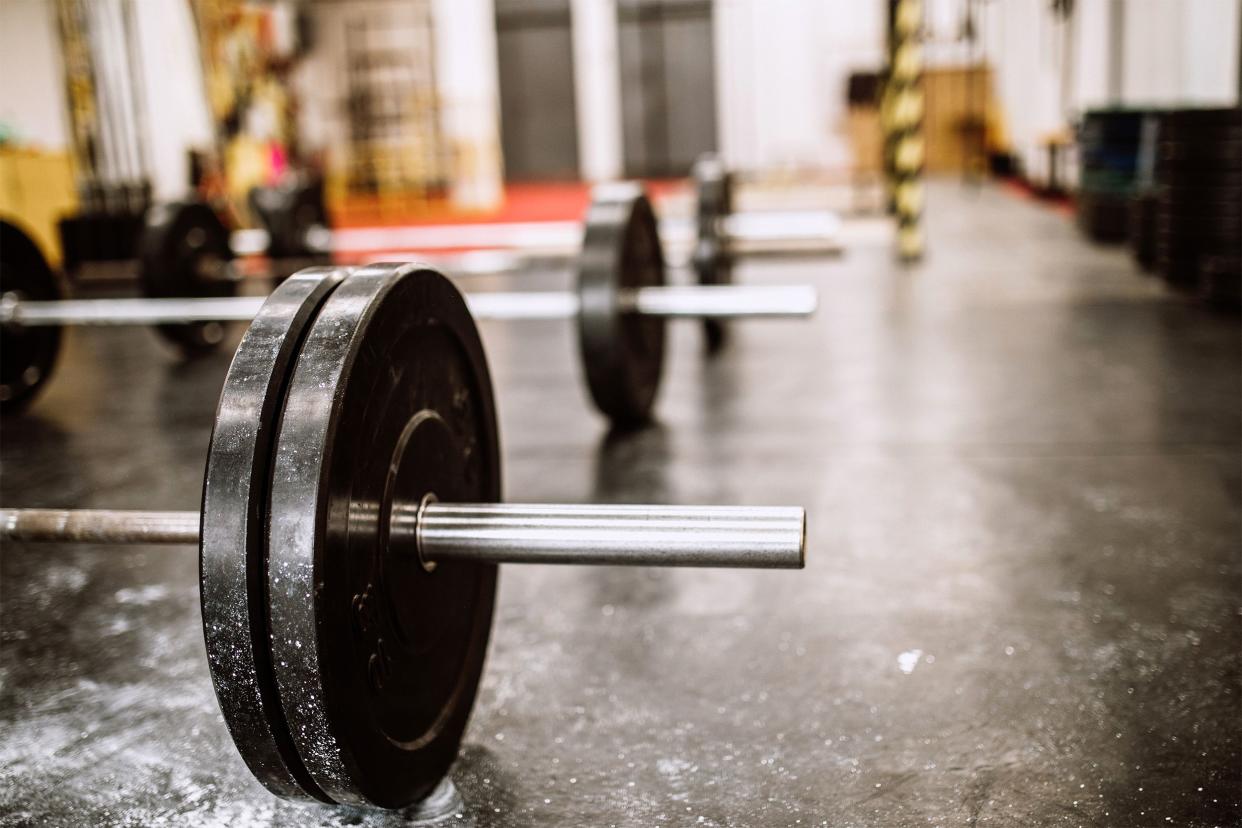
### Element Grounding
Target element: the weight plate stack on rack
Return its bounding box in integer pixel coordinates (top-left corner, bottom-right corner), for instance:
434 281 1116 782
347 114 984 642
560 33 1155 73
1153 107 1242 302
1077 109 1151 243
1199 256 1242 310
1128 190 1158 271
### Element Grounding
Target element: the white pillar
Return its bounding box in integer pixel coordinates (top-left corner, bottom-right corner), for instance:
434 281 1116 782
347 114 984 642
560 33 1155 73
570 0 623 181
131 0 213 201
712 0 753 172
0 0 69 151
432 0 505 208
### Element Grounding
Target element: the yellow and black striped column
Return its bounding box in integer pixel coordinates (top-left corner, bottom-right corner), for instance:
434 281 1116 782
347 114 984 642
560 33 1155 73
883 0 925 262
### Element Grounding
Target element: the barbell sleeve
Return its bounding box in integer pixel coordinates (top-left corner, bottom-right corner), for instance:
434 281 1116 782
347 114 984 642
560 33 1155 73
414 503 805 568
0 503 806 570
622 284 818 317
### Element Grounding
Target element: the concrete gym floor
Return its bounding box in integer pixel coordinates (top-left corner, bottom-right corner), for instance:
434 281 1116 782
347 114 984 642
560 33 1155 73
1 182 1238 827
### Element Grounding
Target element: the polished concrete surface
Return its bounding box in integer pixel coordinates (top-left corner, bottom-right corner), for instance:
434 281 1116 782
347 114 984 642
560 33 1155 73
1 183 1239 826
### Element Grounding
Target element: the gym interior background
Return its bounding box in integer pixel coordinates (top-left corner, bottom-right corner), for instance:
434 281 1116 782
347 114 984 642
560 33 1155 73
0 0 1239 825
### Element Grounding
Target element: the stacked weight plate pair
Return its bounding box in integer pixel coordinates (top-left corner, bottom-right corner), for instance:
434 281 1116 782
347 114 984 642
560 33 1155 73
202 262 500 808
1153 108 1242 306
1127 111 1161 270
1077 109 1149 243
1128 189 1158 270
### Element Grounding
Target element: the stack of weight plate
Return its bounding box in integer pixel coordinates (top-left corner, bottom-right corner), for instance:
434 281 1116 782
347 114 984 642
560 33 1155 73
1128 190 1159 270
1078 109 1149 243
1126 111 1162 271
1154 108 1242 306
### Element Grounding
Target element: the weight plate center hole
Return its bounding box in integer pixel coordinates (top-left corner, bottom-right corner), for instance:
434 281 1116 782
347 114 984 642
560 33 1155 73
378 409 458 657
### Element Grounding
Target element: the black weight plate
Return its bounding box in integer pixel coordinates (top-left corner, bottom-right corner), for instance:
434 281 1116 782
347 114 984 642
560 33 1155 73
267 264 499 808
691 154 734 352
577 183 666 427
1155 241 1231 268
1158 263 1201 291
200 267 346 803
249 176 330 262
1156 201 1242 226
138 201 238 355
1156 139 1242 170
1154 168 1242 191
1080 110 1148 145
1155 238 1207 288
1156 191 1242 214
1128 192 1158 270
1156 199 1242 223
1154 239 1237 272
1079 169 1140 191
1155 219 1241 247
0 220 62 413
1076 192 1131 243
1155 179 1242 201
1157 209 1242 228
1200 255 1241 310
1159 107 1241 135
1080 147 1141 170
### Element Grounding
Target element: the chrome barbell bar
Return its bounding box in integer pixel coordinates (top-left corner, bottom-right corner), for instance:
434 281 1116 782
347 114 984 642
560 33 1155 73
0 503 806 570
0 284 818 328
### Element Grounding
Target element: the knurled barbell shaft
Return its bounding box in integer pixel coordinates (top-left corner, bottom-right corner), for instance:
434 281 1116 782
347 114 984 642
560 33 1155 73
0 509 200 544
0 285 818 327
2 296 267 326
0 504 806 569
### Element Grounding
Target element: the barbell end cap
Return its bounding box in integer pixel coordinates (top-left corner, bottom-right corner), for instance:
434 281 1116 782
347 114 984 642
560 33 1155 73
795 508 808 569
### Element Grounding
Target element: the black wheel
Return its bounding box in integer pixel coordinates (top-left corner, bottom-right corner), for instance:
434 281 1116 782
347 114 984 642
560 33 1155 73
1 220 62 413
578 184 667 428
137 201 238 356
249 175 330 263
692 154 736 353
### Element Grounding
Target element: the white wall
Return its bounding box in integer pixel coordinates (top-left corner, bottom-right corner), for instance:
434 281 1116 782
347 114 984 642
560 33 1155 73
0 0 69 151
714 0 886 174
984 0 1241 181
1072 0 1113 109
1121 0 1240 105
4 0 1237 193
979 0 1072 180
130 0 213 199
571 0 624 181
432 0 505 206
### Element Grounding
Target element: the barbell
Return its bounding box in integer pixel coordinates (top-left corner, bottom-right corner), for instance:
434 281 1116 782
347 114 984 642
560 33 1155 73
161 157 832 355
2 185 817 426
235 155 839 267
0 260 806 810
